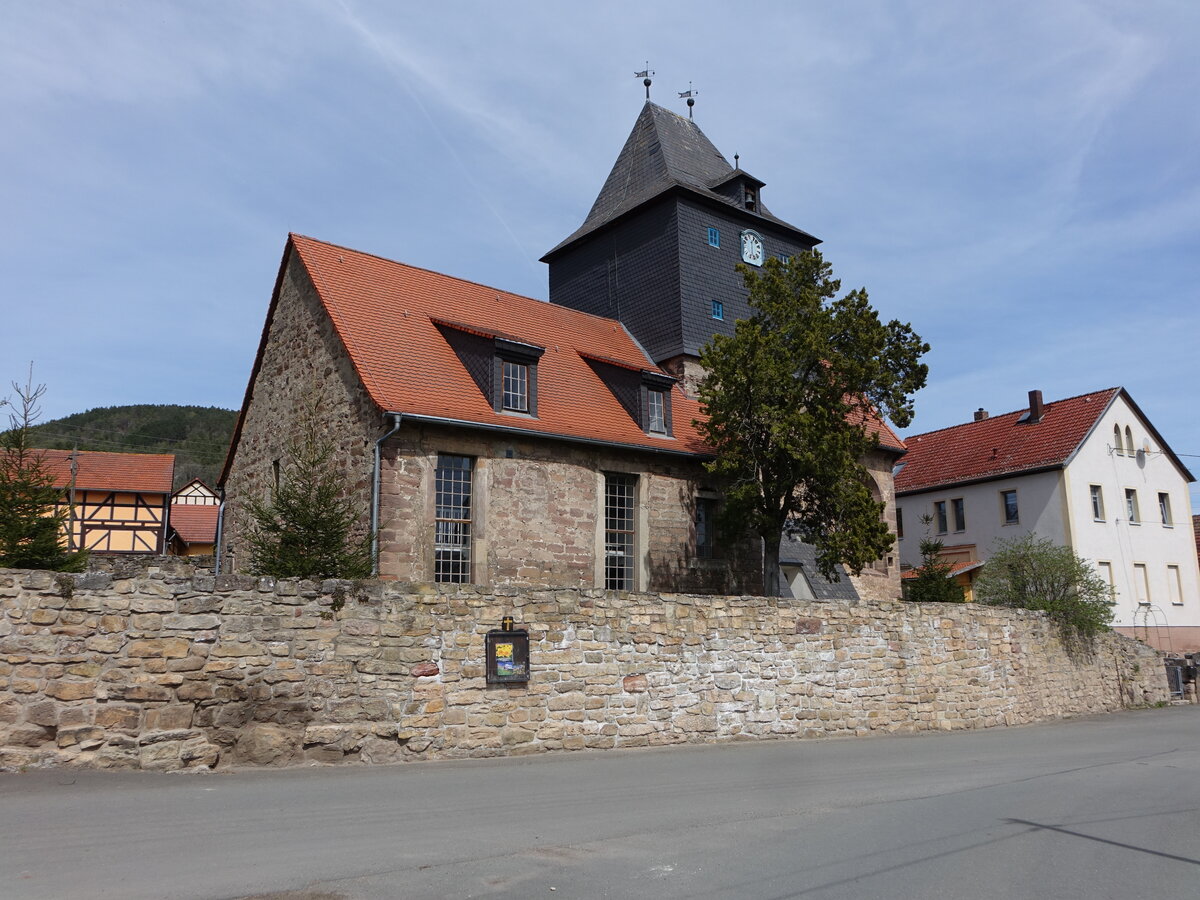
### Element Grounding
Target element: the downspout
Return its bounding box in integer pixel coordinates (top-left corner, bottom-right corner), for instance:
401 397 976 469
214 485 226 575
372 412 404 576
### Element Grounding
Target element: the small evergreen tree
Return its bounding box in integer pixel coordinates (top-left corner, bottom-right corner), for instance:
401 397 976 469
903 514 965 603
0 369 87 572
243 411 373 580
974 534 1114 637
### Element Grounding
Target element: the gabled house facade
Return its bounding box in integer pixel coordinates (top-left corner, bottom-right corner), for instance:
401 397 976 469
168 479 219 557
41 449 175 554
219 101 906 600
896 388 1200 651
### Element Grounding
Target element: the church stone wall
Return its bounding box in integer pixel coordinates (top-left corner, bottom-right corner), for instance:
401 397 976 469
220 254 382 572
849 448 904 603
377 423 762 595
0 569 1168 772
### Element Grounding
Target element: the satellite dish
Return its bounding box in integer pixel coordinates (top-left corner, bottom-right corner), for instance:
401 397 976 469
1142 438 1152 453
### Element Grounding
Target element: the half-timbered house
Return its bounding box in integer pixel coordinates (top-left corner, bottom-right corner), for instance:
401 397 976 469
41 450 175 555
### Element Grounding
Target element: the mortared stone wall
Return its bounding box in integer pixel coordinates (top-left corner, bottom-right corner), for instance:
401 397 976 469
0 566 1168 772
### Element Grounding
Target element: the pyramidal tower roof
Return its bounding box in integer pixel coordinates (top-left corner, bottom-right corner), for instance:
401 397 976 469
543 101 816 259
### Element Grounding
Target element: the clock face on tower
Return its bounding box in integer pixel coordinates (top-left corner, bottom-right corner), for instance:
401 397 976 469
740 230 764 266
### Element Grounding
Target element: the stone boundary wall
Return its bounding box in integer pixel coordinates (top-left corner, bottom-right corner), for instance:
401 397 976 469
0 568 1168 772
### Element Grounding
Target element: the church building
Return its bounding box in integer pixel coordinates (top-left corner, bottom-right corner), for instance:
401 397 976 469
218 100 904 600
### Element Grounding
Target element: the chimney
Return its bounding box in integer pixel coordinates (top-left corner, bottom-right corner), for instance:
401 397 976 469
974 408 988 422
1028 389 1044 424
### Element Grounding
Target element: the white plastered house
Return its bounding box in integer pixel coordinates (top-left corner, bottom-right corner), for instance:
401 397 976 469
895 388 1199 653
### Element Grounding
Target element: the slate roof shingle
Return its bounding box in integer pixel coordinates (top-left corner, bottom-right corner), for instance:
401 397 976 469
542 102 818 259
38 450 175 494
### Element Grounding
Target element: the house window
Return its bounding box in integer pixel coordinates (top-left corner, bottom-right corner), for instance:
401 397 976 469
1097 561 1115 602
696 497 717 559
779 255 791 266
952 498 965 532
604 474 637 591
1125 489 1140 524
1090 485 1105 521
711 300 724 320
647 390 667 434
1158 492 1173 526
934 501 948 534
1124 427 1135 457
1001 490 1019 525
501 360 528 412
1113 425 1123 455
707 227 720 248
434 454 473 583
1134 563 1149 605
1168 566 1183 604
896 506 904 540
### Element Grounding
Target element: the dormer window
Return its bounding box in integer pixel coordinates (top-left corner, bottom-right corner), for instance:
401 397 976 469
493 338 544 416
744 188 757 211
433 319 545 418
640 372 674 436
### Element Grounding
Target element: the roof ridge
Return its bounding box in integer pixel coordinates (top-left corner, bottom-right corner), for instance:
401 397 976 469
903 387 1121 442
38 448 176 460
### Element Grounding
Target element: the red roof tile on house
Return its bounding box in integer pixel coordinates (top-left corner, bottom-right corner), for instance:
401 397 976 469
290 234 712 455
38 450 175 494
169 504 219 545
901 559 986 580
895 389 1120 494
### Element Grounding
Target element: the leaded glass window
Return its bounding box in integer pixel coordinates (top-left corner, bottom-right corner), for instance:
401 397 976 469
605 474 636 590
434 454 473 583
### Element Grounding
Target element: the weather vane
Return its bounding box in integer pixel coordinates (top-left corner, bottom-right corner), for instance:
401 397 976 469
678 82 697 119
635 63 654 100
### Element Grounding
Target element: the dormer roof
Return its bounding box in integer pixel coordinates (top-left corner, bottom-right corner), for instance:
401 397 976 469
541 102 817 260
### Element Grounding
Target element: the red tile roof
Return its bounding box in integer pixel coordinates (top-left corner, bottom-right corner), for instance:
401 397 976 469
901 559 985 580
848 403 905 455
291 234 712 455
38 450 175 494
896 388 1120 494
222 234 906 481
169 503 219 545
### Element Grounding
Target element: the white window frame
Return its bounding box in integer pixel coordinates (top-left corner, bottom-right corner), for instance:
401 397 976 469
1125 488 1140 525
1158 492 1173 526
1001 489 1019 525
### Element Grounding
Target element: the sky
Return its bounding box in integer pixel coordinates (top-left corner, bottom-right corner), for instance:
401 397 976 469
3 1 1198 510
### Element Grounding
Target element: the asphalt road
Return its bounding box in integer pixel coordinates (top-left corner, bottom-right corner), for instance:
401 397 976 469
3 706 1199 900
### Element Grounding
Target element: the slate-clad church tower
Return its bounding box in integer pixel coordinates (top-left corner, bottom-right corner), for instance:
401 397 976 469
542 101 820 394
